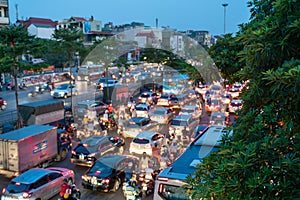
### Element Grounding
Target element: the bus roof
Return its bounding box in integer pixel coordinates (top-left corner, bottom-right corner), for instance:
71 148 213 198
158 126 228 181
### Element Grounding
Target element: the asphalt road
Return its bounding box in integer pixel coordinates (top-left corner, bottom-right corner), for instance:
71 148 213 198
0 80 235 200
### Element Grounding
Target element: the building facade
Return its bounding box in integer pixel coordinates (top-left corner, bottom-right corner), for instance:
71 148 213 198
0 0 9 26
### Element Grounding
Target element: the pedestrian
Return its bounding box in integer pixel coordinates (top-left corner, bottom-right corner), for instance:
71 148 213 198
152 143 160 163
140 152 149 171
131 108 137 118
83 115 89 130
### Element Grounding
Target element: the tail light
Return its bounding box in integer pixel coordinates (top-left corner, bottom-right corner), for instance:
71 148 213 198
102 178 111 184
168 100 171 105
22 191 31 198
2 188 6 194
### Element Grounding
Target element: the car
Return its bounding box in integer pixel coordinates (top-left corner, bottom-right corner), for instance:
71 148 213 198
148 107 174 124
135 103 151 118
210 84 223 95
195 84 209 96
169 114 200 140
227 87 240 98
118 117 158 138
1 167 74 200
179 105 202 119
77 100 108 120
191 124 209 142
0 97 7 111
96 78 119 90
205 99 222 112
156 93 172 107
129 131 165 156
221 93 232 105
138 92 158 104
81 154 139 193
229 99 243 114
210 112 228 126
70 136 125 167
50 83 78 99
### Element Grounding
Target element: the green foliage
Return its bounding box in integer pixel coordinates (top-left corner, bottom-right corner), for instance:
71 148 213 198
187 0 300 199
209 34 245 83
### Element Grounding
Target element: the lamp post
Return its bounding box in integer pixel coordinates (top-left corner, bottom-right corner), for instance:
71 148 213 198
222 3 228 34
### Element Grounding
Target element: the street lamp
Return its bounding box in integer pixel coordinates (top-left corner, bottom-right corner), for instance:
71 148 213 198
222 3 228 34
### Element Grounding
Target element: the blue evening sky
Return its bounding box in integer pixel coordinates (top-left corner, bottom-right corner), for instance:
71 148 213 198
9 0 251 36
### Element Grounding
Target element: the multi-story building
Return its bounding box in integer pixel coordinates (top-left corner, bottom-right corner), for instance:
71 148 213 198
185 30 212 47
57 16 103 45
0 0 9 26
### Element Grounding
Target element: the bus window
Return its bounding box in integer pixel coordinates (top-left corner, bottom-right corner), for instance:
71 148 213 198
158 184 193 200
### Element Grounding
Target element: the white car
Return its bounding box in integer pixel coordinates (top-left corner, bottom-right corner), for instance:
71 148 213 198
135 103 151 118
229 99 243 113
228 87 240 98
148 107 174 124
129 131 165 156
179 105 202 119
50 83 78 98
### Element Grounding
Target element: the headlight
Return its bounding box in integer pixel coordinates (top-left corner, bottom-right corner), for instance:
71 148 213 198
50 91 54 95
59 91 65 95
81 175 91 181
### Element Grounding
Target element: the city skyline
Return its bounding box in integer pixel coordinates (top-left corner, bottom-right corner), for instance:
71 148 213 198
9 0 251 36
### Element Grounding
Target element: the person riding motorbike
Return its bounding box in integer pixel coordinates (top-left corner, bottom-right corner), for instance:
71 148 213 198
123 180 142 200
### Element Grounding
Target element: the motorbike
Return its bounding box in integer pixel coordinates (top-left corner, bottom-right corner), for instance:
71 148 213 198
35 85 44 94
43 82 52 92
59 184 81 200
28 90 38 97
138 168 155 197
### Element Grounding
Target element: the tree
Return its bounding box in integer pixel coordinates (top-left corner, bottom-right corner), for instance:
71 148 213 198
0 25 45 128
187 0 300 199
208 33 245 83
52 28 83 110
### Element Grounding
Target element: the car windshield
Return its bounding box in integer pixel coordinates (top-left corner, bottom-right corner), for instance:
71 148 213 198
159 95 169 99
57 84 68 89
153 110 166 115
89 162 113 174
181 109 194 113
136 106 147 111
133 138 150 144
6 181 30 193
171 120 188 126
126 121 140 128
231 102 242 107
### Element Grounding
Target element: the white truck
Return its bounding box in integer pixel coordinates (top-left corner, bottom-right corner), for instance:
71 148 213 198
0 125 72 177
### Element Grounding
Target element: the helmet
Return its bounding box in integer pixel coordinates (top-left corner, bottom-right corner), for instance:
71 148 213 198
63 192 69 199
128 162 133 167
105 110 109 114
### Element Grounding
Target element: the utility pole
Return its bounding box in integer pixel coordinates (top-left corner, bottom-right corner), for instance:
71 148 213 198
222 3 228 34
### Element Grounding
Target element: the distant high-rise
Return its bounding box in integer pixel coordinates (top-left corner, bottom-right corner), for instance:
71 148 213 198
0 0 9 26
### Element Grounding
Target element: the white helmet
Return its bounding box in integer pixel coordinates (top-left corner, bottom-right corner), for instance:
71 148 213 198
128 162 133 167
105 110 109 114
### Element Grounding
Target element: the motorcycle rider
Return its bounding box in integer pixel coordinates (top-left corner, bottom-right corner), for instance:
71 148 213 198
124 180 142 200
140 152 149 171
60 178 70 198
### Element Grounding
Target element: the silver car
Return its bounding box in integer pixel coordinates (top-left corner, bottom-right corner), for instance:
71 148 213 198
1 167 74 200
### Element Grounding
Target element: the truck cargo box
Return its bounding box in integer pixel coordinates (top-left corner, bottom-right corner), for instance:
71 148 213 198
0 125 58 174
19 100 64 126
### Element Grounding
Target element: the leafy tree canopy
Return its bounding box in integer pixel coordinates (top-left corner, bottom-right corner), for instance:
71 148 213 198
188 0 300 199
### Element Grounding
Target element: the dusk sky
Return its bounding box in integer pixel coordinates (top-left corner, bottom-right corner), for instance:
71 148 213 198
9 0 251 36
